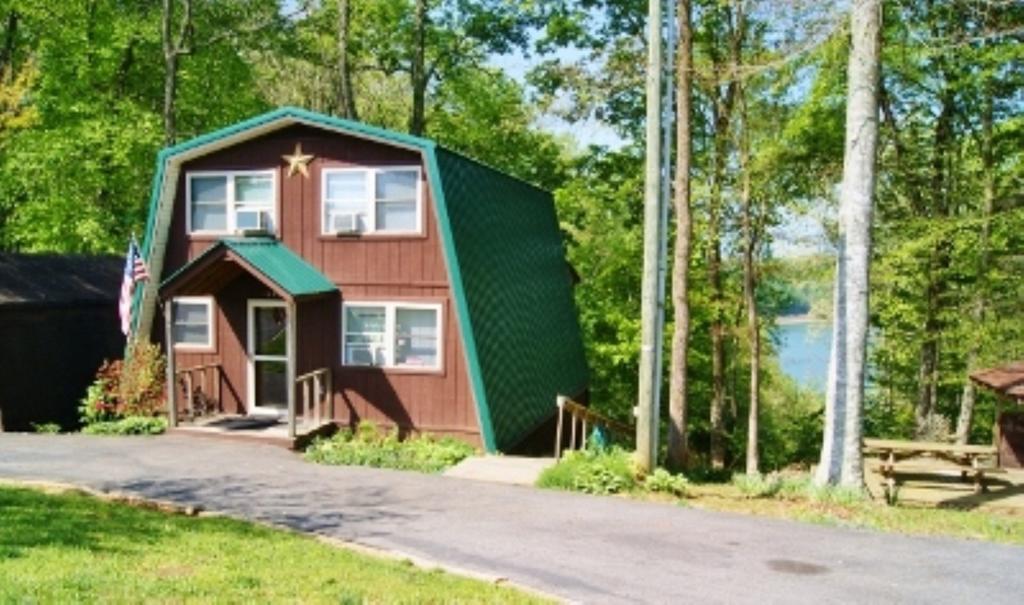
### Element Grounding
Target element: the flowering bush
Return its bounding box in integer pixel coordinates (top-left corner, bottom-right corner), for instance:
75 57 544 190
79 342 166 433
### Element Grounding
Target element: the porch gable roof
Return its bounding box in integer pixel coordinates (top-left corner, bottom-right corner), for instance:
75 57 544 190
160 238 336 301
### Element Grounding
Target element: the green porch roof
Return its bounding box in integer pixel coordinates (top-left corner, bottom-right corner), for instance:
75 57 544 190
161 238 336 299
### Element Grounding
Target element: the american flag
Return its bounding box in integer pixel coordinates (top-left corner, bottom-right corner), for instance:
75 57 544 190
119 237 150 336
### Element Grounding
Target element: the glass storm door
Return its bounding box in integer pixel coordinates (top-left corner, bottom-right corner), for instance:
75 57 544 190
247 300 289 416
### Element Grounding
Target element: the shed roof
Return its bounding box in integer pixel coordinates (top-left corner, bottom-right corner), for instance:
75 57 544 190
971 362 1024 402
160 238 336 300
0 254 122 308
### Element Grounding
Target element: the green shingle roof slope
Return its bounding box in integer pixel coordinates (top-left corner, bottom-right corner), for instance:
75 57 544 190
161 238 336 298
142 107 588 452
433 149 588 451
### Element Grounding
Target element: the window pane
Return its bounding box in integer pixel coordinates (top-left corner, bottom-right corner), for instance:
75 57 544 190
192 204 227 231
376 170 417 201
173 302 209 325
395 307 438 367
192 176 227 203
173 325 208 345
235 209 265 231
346 306 385 334
236 175 273 203
326 172 367 200
376 201 417 232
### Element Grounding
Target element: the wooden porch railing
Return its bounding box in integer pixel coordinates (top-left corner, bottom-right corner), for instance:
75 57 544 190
174 362 222 420
293 367 333 437
554 395 634 459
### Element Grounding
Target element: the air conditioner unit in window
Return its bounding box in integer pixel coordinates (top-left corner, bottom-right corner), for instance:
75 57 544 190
235 209 269 236
330 212 361 235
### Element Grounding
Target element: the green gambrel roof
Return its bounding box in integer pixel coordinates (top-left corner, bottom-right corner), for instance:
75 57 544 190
140 107 587 452
161 238 336 298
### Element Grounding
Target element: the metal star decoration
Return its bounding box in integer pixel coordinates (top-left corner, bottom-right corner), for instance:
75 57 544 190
282 142 314 178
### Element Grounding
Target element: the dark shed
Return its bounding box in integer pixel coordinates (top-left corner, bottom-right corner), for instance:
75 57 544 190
0 254 123 431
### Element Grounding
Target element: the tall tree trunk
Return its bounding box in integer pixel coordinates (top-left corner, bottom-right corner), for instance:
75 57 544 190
335 0 358 120
409 0 427 136
667 0 693 471
739 95 759 476
706 0 742 470
0 10 17 82
815 0 881 488
957 88 995 444
161 0 192 145
914 83 954 438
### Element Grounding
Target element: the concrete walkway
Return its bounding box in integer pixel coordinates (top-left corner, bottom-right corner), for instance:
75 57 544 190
1 434 1022 604
444 455 556 486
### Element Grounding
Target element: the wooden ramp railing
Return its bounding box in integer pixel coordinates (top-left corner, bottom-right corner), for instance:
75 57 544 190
175 362 222 419
293 367 333 437
554 395 634 459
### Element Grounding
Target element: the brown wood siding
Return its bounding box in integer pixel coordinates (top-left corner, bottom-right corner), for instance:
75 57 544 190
162 124 478 443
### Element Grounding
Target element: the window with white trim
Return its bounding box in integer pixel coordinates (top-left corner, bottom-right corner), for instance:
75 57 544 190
322 167 421 235
187 171 276 235
171 297 214 348
343 302 441 369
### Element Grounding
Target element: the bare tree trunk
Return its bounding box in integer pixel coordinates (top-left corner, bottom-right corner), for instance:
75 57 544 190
957 89 994 445
336 0 358 120
409 0 427 135
815 0 881 488
162 0 192 145
667 0 693 471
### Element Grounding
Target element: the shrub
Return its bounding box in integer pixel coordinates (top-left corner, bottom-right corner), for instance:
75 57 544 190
537 448 638 495
79 342 166 434
30 422 61 434
304 421 476 473
643 468 688 497
82 416 167 435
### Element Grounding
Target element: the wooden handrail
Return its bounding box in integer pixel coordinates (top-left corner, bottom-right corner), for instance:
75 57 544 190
294 367 332 435
174 362 222 419
554 395 634 459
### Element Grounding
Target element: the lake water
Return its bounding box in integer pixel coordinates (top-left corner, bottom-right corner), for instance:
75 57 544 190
775 320 831 391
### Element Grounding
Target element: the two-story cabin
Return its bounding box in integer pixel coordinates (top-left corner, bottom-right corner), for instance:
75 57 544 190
134 107 587 453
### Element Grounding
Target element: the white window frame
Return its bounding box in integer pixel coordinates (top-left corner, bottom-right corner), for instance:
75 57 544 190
341 301 442 370
185 170 278 236
321 166 423 236
171 296 215 350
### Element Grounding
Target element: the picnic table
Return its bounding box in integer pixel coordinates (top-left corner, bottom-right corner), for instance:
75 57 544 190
862 438 1002 501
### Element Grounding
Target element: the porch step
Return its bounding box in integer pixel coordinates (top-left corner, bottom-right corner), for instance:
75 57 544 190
443 455 556 487
169 416 336 450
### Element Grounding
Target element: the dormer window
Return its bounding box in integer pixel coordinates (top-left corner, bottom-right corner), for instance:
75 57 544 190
322 167 421 236
186 171 276 235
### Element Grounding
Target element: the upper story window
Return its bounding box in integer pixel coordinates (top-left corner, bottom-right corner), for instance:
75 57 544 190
187 171 276 235
322 167 421 236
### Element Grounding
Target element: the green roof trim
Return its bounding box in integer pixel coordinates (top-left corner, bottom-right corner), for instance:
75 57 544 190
139 107 587 453
161 238 337 298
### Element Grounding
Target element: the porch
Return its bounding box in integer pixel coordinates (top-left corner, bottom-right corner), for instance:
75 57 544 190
159 238 340 441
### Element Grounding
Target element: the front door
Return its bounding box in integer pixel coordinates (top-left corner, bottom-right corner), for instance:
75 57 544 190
247 300 289 416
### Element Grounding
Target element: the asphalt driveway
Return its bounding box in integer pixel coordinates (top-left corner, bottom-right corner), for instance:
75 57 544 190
1 434 1021 604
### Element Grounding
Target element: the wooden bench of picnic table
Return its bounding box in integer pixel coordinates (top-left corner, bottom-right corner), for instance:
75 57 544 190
862 438 1004 501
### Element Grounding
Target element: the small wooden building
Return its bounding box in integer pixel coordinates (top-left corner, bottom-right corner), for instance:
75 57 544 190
0 254 123 431
970 362 1024 468
135 107 588 453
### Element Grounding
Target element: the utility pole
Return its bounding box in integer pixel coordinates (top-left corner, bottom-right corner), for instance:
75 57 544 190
653 0 675 459
636 0 665 472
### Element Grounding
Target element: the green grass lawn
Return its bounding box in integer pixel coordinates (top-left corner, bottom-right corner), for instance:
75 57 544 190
683 481 1024 545
0 486 545 604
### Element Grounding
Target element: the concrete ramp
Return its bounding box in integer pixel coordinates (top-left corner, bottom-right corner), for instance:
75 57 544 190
444 455 556 486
